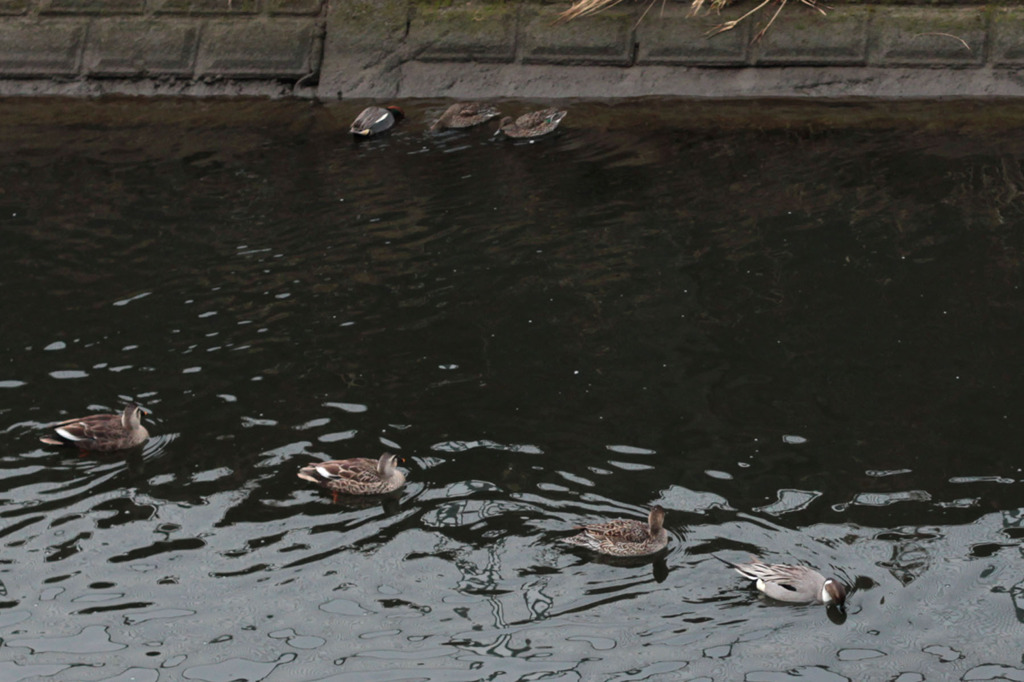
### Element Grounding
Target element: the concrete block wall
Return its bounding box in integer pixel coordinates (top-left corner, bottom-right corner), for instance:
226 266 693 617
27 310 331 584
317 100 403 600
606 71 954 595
394 3 1008 70
0 0 1022 98
0 0 324 90
323 2 1024 99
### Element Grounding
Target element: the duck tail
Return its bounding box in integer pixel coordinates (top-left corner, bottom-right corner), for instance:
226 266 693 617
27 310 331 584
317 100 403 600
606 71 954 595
711 553 740 569
296 465 326 483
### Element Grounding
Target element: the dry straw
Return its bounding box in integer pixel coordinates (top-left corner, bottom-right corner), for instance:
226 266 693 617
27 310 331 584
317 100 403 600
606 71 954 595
557 0 828 41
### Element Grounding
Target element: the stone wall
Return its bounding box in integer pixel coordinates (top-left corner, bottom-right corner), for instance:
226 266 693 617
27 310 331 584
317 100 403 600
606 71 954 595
0 0 1022 99
0 0 325 96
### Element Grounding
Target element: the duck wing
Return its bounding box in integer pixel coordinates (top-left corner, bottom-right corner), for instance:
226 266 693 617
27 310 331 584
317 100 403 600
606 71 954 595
715 555 822 599
452 103 499 123
515 108 566 131
577 519 649 544
298 458 381 485
733 562 807 590
350 107 392 134
51 413 124 445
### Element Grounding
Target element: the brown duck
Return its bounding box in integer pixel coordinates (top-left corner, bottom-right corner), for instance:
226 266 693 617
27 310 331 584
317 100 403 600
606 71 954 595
298 453 406 500
496 108 567 139
430 102 501 131
40 403 150 452
562 506 668 557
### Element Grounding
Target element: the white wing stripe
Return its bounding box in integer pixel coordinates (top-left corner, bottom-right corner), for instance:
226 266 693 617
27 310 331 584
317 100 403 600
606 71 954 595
315 465 339 480
55 426 87 441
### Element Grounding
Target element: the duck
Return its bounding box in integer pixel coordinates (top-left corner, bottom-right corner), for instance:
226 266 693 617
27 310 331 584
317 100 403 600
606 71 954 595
430 102 501 131
40 403 150 452
562 506 668 557
350 105 405 137
496 108 567 139
715 555 847 607
297 453 406 499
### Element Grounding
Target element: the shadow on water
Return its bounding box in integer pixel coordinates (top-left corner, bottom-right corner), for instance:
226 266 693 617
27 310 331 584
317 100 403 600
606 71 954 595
2 97 1024 680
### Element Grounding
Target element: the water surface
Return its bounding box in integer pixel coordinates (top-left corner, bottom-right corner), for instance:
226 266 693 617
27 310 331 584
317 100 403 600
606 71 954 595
2 98 1024 681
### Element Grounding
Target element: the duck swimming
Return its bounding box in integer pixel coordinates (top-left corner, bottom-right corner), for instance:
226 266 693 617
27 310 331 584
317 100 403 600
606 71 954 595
297 453 406 499
562 506 668 557
40 403 150 452
350 105 405 137
716 555 847 607
430 102 501 131
496 108 567 138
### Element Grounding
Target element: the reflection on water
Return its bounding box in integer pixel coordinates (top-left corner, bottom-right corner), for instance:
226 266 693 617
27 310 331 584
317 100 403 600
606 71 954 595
3 98 1024 680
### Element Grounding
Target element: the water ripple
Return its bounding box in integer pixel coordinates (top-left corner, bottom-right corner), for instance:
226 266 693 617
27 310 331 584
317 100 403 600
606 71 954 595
2 98 1024 680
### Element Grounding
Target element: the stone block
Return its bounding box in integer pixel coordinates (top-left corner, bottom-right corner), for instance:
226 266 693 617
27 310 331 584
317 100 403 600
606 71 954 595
754 6 868 65
636 5 750 66
0 0 29 14
322 0 407 54
155 0 256 15
41 0 144 12
317 0 409 98
990 8 1024 66
0 20 84 75
868 7 986 67
196 18 315 77
521 6 634 66
268 0 324 15
409 3 517 63
84 19 198 76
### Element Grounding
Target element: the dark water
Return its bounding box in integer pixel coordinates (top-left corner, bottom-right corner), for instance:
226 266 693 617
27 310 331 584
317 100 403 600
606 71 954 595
3 97 1024 681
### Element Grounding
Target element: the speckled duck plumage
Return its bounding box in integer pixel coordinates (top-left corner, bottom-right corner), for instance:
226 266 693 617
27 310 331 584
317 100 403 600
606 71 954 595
496 108 567 138
562 506 668 557
430 102 501 131
298 453 406 498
